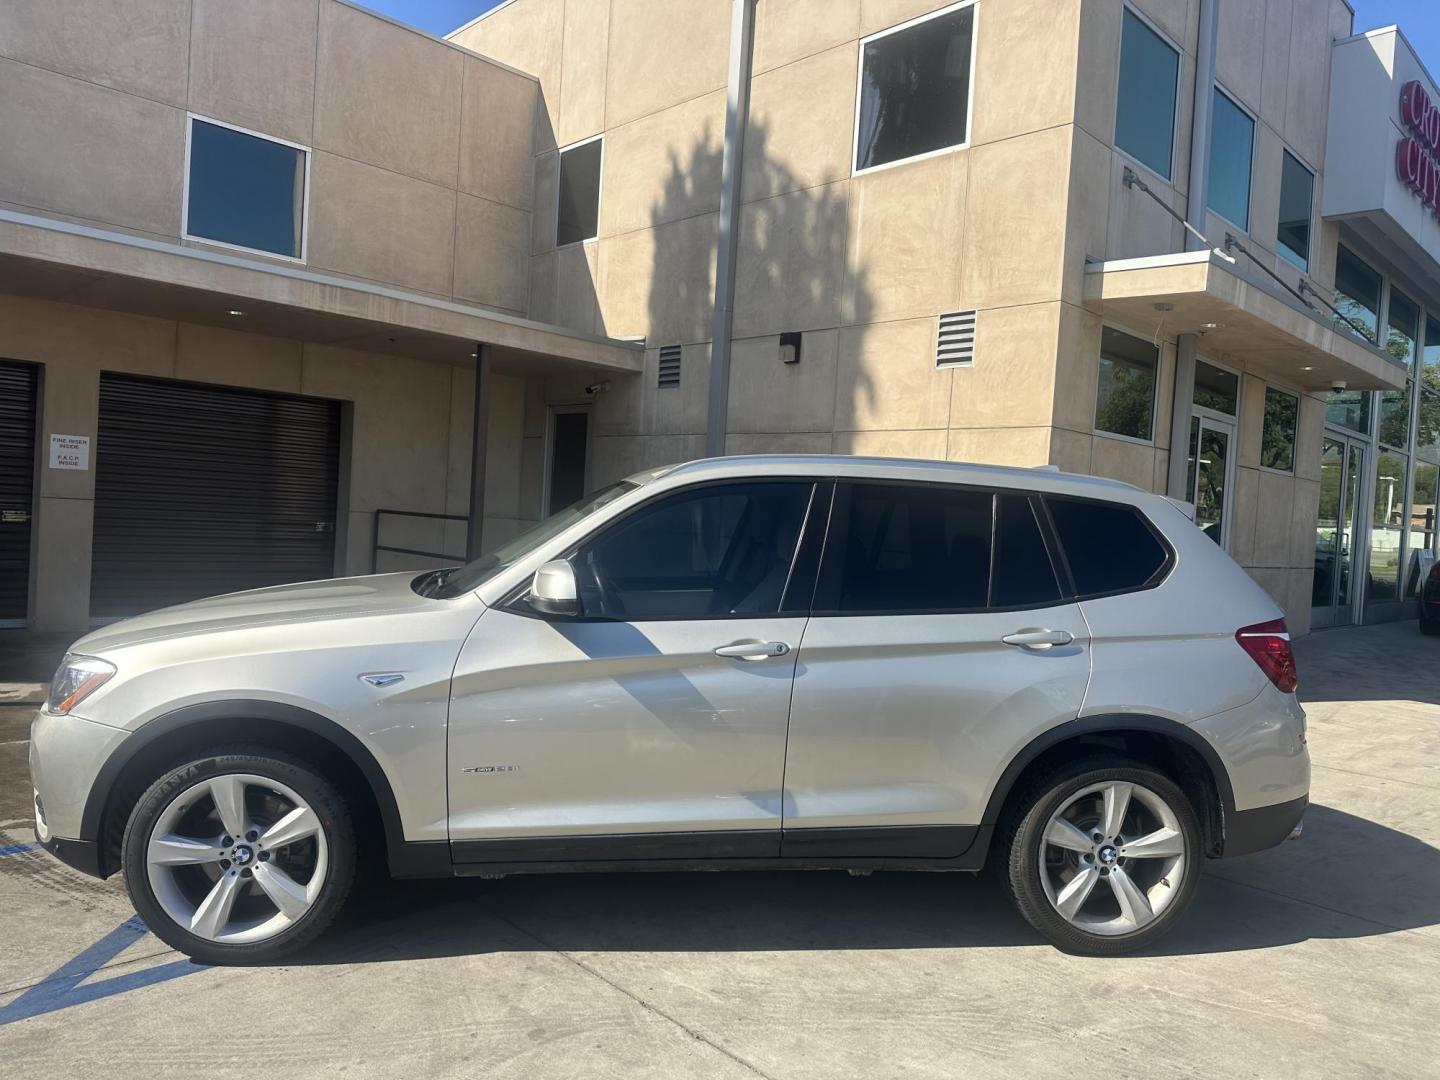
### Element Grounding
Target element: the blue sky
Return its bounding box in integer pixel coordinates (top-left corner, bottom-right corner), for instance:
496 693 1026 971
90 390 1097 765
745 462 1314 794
359 0 503 36
370 0 1440 76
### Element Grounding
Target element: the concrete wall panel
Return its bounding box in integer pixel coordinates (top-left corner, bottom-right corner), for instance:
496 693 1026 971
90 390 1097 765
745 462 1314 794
605 0 729 128
460 57 537 211
454 194 532 314
188 0 319 145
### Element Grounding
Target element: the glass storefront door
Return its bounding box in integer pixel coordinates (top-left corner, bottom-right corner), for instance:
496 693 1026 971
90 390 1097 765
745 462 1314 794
1313 434 1367 627
1186 415 1234 546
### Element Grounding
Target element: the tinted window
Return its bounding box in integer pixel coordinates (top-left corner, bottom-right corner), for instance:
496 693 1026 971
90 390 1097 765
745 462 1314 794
557 139 602 246
856 4 975 172
825 483 992 612
1094 327 1158 440
1261 388 1298 472
991 495 1062 608
187 119 305 258
574 482 811 618
1333 243 1382 343
1277 150 1314 269
1193 360 1238 415
1047 497 1168 596
1115 9 1178 180
1208 89 1253 229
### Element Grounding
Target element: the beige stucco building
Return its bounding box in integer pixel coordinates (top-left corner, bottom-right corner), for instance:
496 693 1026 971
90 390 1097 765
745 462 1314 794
2 0 1435 638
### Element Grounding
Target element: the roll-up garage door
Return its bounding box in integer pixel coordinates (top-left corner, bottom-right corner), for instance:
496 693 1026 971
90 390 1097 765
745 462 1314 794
0 360 38 624
91 373 342 619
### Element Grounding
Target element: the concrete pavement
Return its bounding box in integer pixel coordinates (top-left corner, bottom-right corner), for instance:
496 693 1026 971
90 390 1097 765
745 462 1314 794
1 621 1438 1078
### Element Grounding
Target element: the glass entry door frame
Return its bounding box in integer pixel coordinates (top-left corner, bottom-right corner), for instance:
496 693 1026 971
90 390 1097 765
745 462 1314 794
1185 404 1238 551
1312 429 1372 629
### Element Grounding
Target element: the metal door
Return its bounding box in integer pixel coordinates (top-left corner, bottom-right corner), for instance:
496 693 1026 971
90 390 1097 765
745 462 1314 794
0 360 37 626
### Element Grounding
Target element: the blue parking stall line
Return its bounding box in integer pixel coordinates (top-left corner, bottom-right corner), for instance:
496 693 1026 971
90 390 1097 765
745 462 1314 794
0 916 208 1026
0 843 38 857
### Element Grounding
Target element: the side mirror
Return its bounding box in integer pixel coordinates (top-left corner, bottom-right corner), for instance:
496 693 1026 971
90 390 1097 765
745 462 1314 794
529 559 579 616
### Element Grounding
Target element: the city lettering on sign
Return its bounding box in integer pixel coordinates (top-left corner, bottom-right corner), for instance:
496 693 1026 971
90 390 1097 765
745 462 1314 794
1397 80 1440 220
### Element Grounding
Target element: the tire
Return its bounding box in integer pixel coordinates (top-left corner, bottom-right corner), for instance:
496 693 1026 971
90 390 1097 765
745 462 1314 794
1001 757 1202 956
121 746 356 965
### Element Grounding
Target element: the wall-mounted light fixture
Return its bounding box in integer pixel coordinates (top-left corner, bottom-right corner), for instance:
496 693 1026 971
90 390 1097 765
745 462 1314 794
779 331 802 365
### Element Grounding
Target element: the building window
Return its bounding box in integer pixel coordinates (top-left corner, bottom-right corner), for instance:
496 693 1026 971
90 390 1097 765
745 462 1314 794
854 1 976 173
1208 88 1254 229
185 117 307 260
1381 287 1420 450
1094 327 1158 442
1193 359 1238 415
1333 243 1382 343
1261 388 1299 472
1115 8 1179 180
1277 150 1314 270
556 137 602 247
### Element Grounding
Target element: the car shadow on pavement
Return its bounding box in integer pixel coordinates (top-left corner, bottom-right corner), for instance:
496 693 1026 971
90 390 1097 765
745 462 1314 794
292 802 1439 965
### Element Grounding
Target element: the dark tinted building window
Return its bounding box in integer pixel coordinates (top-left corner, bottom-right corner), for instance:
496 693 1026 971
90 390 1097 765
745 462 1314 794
1333 243 1382 343
1277 150 1314 270
855 4 975 172
574 482 811 618
1047 497 1168 597
1115 9 1179 180
557 138 602 246
825 483 992 612
991 495 1063 608
1208 88 1254 229
1094 327 1158 441
186 119 305 259
1261 388 1298 472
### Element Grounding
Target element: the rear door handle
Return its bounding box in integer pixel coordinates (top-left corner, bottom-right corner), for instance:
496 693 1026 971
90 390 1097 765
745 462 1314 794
714 640 790 661
1002 629 1074 650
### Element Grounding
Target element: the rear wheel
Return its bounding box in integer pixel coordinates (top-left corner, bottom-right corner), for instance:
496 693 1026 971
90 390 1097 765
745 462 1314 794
1003 759 1201 955
121 747 355 964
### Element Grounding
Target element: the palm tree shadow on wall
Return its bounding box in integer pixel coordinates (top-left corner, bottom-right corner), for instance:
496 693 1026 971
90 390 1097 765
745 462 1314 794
645 119 877 457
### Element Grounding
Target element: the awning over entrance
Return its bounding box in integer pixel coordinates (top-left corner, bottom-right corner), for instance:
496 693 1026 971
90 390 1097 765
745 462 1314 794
0 208 644 377
1083 249 1406 392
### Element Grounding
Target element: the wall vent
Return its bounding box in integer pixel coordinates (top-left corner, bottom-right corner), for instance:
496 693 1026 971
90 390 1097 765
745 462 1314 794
936 310 977 367
658 344 682 388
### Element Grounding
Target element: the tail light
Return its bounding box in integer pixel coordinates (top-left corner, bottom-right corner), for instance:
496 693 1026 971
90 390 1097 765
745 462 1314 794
1236 619 1298 694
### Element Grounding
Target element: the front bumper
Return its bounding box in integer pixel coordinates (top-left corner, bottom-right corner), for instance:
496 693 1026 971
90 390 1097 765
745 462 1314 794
28 708 130 857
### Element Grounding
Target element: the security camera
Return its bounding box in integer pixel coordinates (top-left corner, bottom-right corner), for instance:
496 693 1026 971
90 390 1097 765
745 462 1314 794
585 381 609 395
1330 380 1347 394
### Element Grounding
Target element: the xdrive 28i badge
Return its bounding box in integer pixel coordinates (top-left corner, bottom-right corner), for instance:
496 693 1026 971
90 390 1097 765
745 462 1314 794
462 764 519 774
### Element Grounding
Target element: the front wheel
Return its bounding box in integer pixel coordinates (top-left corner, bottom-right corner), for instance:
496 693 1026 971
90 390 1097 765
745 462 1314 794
121 747 355 964
1003 760 1202 956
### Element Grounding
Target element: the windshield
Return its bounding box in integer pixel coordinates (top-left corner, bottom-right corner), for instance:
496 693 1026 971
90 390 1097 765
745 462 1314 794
420 481 637 599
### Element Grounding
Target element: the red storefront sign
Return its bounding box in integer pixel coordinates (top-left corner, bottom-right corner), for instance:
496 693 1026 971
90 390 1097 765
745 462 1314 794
1398 80 1440 219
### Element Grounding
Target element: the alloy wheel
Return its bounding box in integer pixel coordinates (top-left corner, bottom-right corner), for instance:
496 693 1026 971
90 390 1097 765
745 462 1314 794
1038 780 1187 936
145 773 329 944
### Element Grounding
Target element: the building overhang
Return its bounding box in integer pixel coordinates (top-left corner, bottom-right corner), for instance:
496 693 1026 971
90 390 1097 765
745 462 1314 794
1083 249 1406 392
0 208 644 377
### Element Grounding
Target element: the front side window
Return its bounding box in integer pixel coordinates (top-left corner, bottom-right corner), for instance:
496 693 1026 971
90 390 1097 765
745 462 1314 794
855 2 975 172
1115 8 1179 180
1333 243 1382 342
556 137 602 246
186 118 306 259
1277 150 1314 269
820 482 994 613
991 494 1063 608
1046 497 1169 597
1208 88 1254 229
1094 327 1158 441
1261 388 1299 472
572 481 812 619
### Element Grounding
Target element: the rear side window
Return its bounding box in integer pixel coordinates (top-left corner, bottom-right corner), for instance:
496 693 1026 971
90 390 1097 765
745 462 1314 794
991 495 1062 608
1046 496 1169 597
826 482 993 612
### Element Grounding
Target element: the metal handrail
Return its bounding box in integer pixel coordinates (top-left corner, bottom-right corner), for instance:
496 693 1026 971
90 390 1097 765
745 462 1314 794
371 508 468 573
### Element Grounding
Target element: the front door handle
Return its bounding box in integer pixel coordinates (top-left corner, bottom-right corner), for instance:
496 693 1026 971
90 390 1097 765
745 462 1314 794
714 640 790 661
1002 629 1074 650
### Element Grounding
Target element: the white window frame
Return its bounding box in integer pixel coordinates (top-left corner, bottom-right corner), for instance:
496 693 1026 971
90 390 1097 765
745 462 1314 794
181 113 311 264
1112 3 1183 186
555 133 604 249
1092 320 1162 447
1276 146 1316 272
851 0 981 178
1207 83 1256 234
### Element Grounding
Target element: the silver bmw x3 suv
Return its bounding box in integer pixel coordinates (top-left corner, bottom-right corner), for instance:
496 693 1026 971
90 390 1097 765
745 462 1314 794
31 455 1308 962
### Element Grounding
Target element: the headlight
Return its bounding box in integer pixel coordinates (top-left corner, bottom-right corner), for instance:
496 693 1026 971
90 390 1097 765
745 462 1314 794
46 655 116 715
